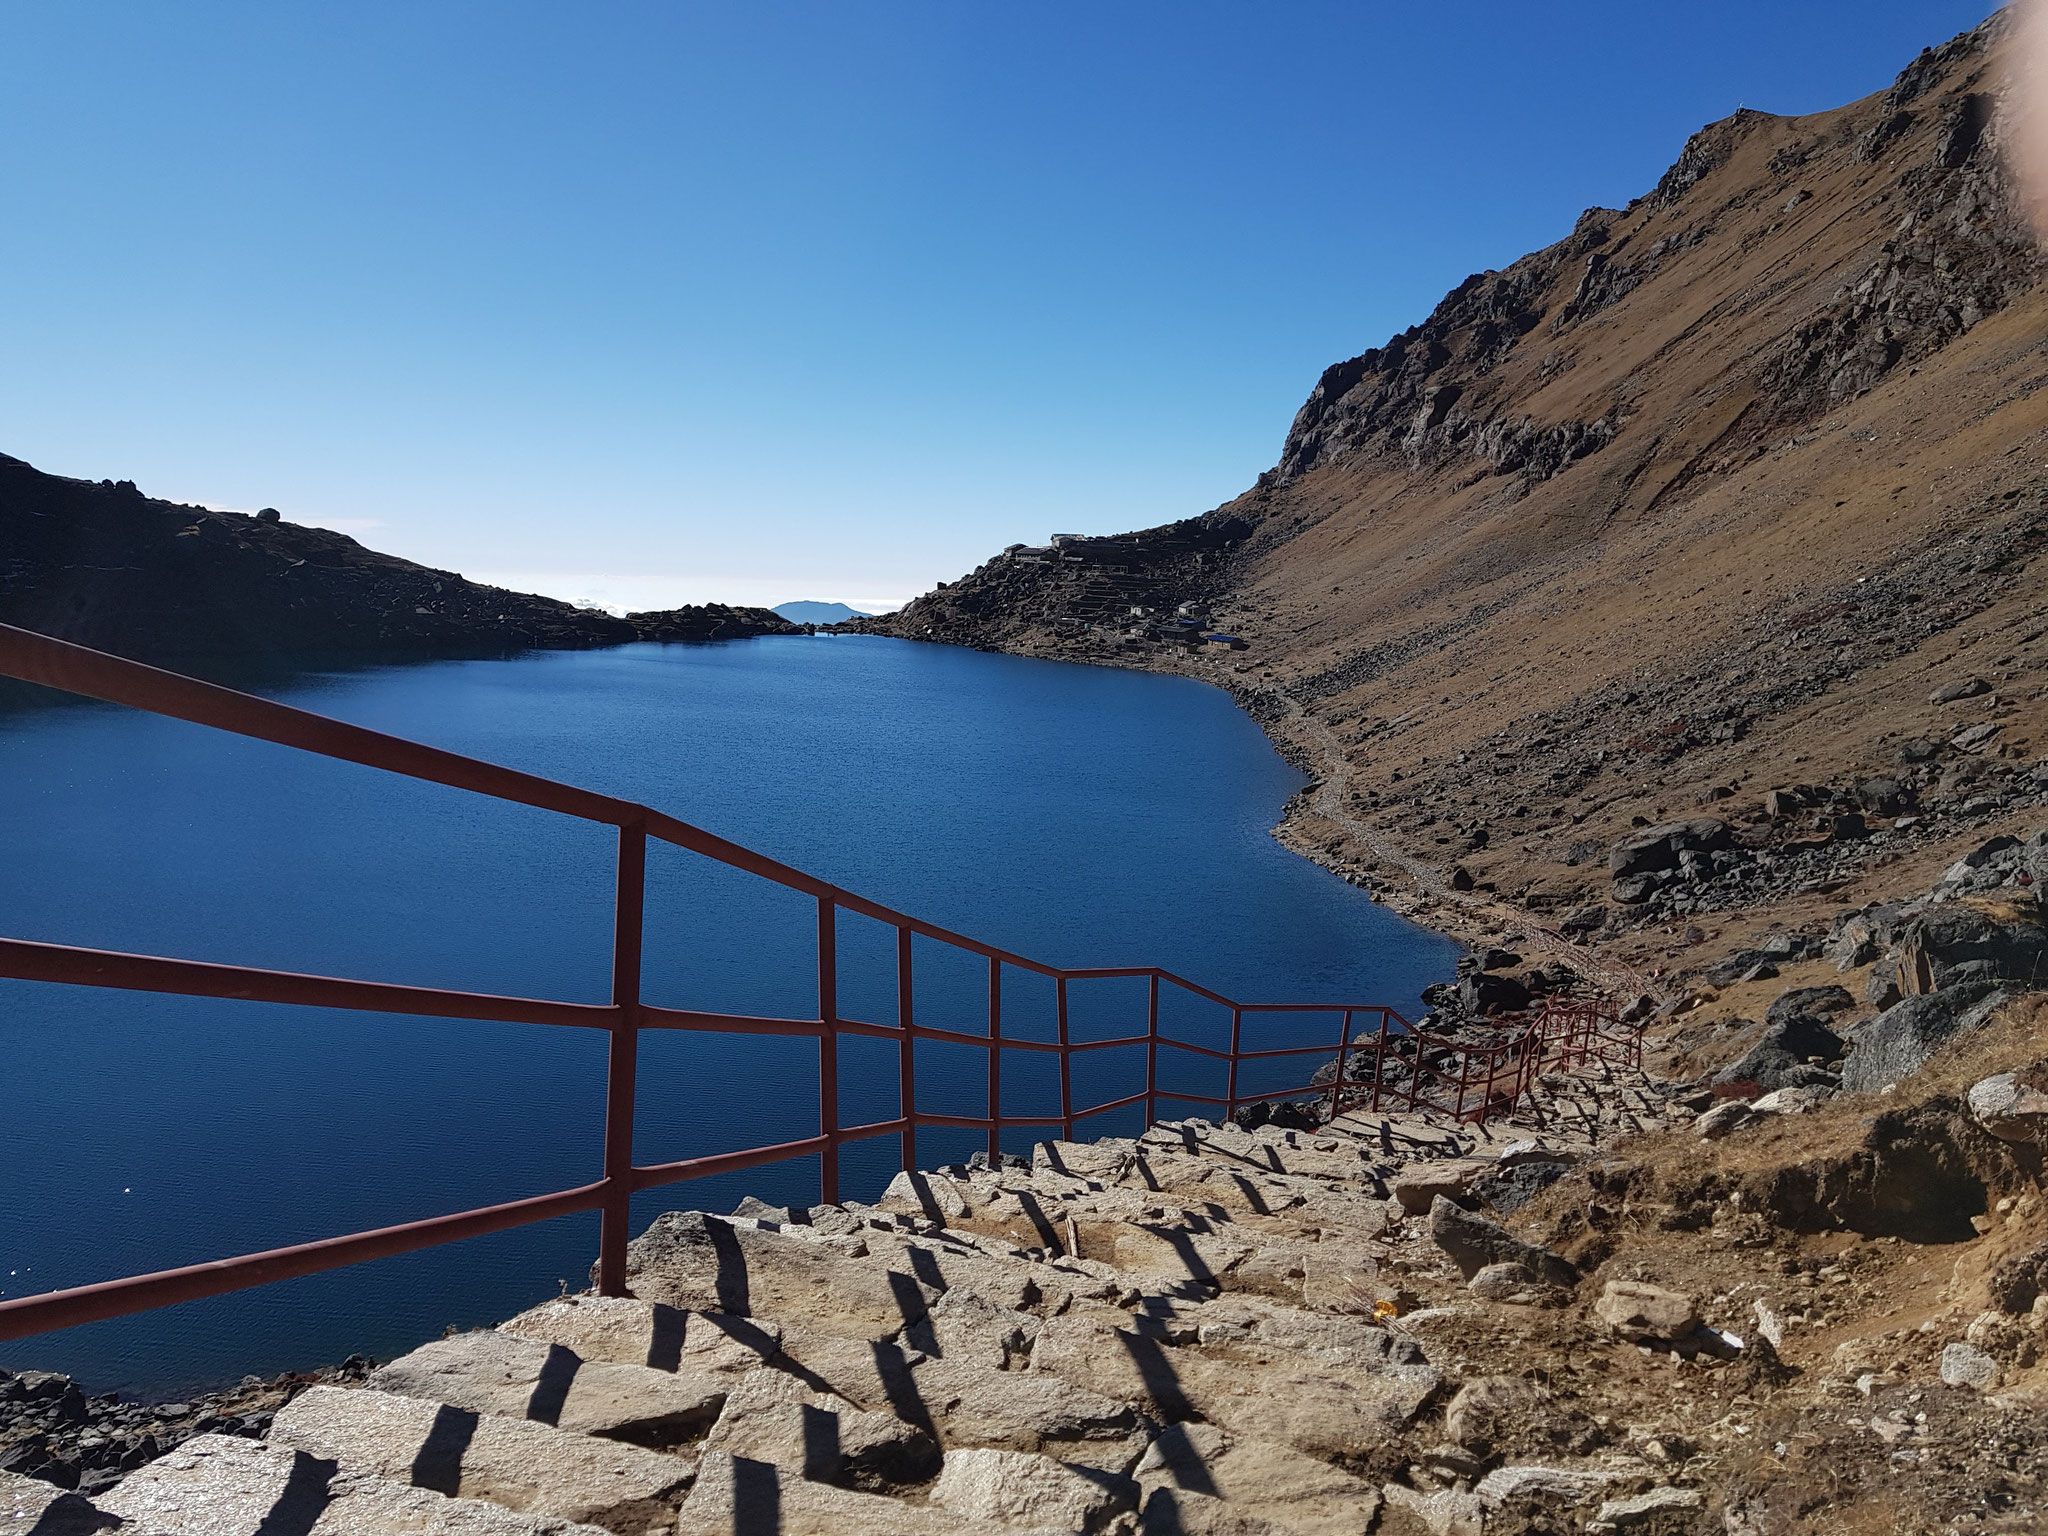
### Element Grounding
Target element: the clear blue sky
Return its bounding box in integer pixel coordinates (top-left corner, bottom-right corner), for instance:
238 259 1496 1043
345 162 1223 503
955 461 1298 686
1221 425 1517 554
0 2 1997 613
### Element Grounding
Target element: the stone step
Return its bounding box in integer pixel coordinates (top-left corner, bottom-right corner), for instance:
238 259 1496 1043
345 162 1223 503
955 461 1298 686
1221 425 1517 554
93 1433 611 1535
370 1329 727 1448
674 1449 1062 1536
1134 1423 1383 1536
2 1467 116 1536
698 1366 940 1491
268 1385 689 1536
498 1296 783 1379
619 1210 942 1343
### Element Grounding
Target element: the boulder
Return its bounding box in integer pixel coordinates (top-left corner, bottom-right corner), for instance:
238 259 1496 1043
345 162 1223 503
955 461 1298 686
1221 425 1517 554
1428 1197 1577 1289
1467 1262 1540 1300
1591 1281 1699 1343
1896 899 2048 993
1967 1072 2048 1144
1939 1341 2000 1390
1711 1010 1846 1094
95 1433 611 1536
1609 820 1730 879
1931 678 1990 703
1839 983 2018 1092
1133 1423 1383 1536
369 1329 726 1446
268 1385 689 1535
1694 1100 1755 1138
1764 986 1856 1029
932 1448 1136 1535
1389 1161 1486 1214
1459 972 1531 1016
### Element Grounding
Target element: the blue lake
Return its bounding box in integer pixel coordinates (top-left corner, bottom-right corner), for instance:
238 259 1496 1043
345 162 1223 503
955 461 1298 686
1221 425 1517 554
0 636 1455 1394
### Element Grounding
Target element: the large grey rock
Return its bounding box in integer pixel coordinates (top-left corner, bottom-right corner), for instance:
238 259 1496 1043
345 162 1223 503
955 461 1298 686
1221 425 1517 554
698 1368 938 1490
1428 1197 1577 1288
0 1468 115 1536
268 1385 689 1535
370 1330 726 1446
499 1297 781 1377
1840 983 2018 1092
1940 1341 2000 1390
1389 1161 1486 1214
1898 902 2048 992
618 1210 940 1341
95 1433 611 1536
1967 1072 2048 1143
1134 1423 1383 1535
1591 1281 1699 1343
1609 820 1729 879
932 1448 1136 1534
674 1450 1019 1536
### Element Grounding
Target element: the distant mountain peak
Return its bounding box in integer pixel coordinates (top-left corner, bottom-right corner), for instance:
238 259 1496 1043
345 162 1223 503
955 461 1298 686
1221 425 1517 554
772 600 870 624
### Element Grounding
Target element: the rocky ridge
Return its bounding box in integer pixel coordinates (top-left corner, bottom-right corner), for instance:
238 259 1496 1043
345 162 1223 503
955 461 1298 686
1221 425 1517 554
856 14 2048 992
0 452 800 672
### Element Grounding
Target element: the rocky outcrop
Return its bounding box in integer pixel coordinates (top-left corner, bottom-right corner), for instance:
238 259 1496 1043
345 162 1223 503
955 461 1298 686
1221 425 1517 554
626 604 802 643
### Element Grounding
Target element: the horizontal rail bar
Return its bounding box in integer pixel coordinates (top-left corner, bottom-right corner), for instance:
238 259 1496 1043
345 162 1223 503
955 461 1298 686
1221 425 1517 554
0 1181 607 1343
0 938 615 1031
0 624 638 826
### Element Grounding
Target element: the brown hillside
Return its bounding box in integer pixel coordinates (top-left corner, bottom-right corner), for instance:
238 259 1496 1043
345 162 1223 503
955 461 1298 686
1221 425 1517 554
870 13 2048 980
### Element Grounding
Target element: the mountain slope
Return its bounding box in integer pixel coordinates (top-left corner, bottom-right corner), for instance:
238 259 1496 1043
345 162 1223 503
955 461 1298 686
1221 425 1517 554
869 14 2048 964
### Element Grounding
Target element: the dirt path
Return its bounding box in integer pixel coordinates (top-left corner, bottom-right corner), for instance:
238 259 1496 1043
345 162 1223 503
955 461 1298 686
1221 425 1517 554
1275 688 1660 1001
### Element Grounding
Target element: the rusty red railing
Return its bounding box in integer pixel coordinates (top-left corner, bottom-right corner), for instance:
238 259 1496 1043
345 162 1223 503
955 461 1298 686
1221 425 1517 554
0 624 1569 1344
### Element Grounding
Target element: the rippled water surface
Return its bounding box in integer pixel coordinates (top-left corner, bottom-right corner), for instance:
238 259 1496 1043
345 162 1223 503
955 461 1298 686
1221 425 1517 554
0 636 1454 1392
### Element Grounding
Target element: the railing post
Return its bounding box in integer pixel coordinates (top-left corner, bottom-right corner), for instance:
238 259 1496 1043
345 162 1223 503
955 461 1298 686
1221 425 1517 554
1056 975 1073 1143
1330 1009 1353 1124
1224 1007 1242 1124
597 822 646 1297
1371 1010 1389 1113
987 957 1002 1163
897 926 916 1175
817 897 839 1206
1144 974 1160 1131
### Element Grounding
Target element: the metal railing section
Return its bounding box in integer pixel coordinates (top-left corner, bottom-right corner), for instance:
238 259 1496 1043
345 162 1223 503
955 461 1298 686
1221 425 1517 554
0 624 1607 1345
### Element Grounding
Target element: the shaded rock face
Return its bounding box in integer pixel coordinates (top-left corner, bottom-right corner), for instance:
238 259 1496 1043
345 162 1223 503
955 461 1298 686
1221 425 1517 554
1840 982 2018 1092
0 453 636 666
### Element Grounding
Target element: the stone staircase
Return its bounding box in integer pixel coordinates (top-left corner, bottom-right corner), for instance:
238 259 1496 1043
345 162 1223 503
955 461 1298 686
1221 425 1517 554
3 1063 1689 1536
